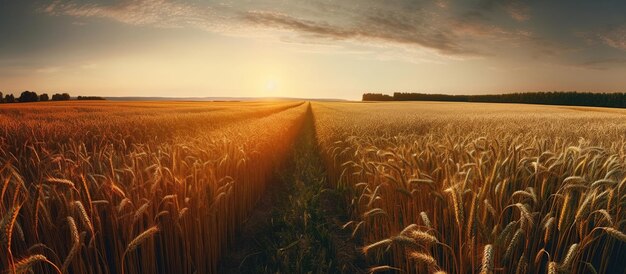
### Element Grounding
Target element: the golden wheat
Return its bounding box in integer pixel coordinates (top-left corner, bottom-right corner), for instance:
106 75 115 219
13 254 61 274
480 244 494 274
62 216 81 272
312 101 626 273
0 101 308 273
126 226 159 253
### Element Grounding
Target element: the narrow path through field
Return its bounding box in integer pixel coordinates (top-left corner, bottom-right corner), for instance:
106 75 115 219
219 104 364 273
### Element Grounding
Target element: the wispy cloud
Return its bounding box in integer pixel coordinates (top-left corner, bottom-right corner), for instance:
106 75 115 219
478 0 531 21
42 0 227 30
579 58 626 70
36 66 63 74
504 2 531 22
40 0 556 59
597 26 626 51
244 10 479 56
571 24 626 68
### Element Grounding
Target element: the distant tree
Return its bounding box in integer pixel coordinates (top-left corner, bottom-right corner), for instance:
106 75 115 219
5 94 15 103
393 92 470 102
19 90 39 102
363 91 626 109
0 92 3 103
52 93 71 101
40 93 50 101
77 96 106 100
362 93 393 101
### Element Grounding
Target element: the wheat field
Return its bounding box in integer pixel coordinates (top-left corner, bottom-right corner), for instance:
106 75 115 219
0 101 306 273
313 101 626 273
1 100 625 273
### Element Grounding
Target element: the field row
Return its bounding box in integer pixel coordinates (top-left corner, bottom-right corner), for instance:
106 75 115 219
1 101 307 273
312 102 626 273
2 101 625 273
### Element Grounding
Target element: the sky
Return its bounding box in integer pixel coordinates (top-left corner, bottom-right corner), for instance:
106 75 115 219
2 0 626 100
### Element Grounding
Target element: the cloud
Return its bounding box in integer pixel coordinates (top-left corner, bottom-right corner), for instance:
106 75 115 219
42 0 225 30
36 66 63 74
597 26 626 51
42 0 479 56
360 10 474 55
478 0 531 21
244 11 355 40
244 10 476 56
572 24 626 69
448 10 556 57
242 2 545 57
451 12 514 39
579 58 626 70
436 0 449 9
504 2 530 22
40 0 551 59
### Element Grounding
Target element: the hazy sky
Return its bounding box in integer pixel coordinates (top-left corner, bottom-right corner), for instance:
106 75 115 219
2 0 626 99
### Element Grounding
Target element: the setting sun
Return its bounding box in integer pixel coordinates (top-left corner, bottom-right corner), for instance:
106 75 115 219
265 80 277 93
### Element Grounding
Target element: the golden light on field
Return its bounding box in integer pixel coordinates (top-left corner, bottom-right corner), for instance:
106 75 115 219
3 0 626 273
1 100 625 273
312 101 626 273
0 100 309 273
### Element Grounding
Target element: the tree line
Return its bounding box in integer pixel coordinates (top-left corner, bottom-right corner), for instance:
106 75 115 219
0 91 106 103
363 92 626 108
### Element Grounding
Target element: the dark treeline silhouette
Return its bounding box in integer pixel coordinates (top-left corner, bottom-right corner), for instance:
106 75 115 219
363 92 626 108
3 93 15 103
0 91 109 103
51 93 71 101
363 93 393 101
77 96 106 100
18 91 39 102
0 90 71 103
0 91 88 103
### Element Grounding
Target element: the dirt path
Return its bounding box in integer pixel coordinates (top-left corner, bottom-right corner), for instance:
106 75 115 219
219 103 364 273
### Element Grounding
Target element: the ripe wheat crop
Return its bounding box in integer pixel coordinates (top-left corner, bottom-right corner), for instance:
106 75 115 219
0 101 307 273
313 101 626 273
2 100 625 273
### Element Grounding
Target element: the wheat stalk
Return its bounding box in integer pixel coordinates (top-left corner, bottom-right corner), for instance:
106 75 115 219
548 261 557 274
368 265 402 273
504 229 523 261
72 201 94 237
62 216 81 272
133 202 150 223
5 205 21 256
558 193 571 231
480 244 493 274
444 186 464 228
13 254 62 274
362 238 393 254
559 243 578 271
409 251 437 267
515 254 527 274
543 217 554 244
420 211 432 229
602 227 626 242
121 225 159 274
45 177 76 189
410 230 438 245
126 225 159 253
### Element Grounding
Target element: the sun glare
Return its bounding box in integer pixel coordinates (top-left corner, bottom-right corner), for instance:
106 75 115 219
265 80 277 92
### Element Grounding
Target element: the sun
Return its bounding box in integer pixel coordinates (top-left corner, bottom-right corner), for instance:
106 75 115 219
265 80 277 92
